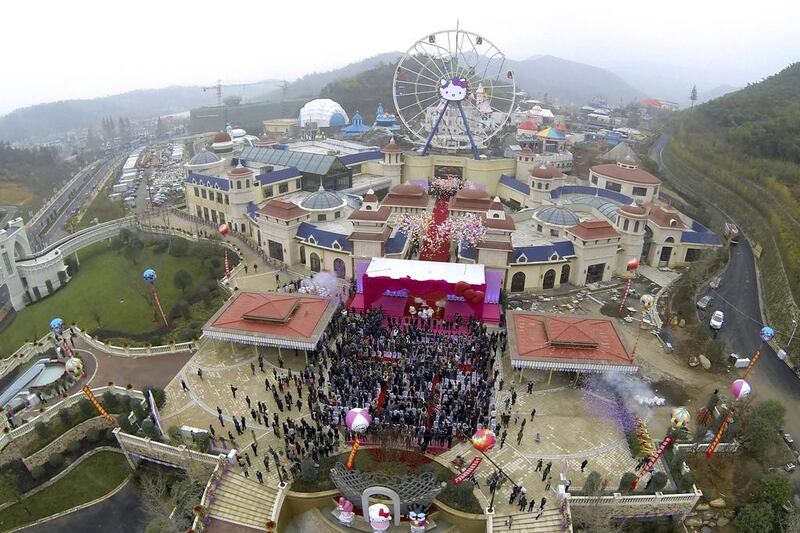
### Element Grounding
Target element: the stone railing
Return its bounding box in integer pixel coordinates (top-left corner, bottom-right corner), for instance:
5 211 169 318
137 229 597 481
77 328 197 357
114 429 222 481
568 485 702 523
674 441 740 454
23 416 112 469
24 216 136 261
0 386 144 459
191 455 228 532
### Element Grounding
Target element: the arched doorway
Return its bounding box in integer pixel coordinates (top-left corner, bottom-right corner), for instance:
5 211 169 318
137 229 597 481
510 272 526 292
560 264 570 284
333 258 346 279
310 253 321 273
659 237 675 267
299 246 306 264
543 269 556 289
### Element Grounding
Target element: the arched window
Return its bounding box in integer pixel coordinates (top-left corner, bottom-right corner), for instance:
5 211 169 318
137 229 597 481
560 264 571 284
543 269 556 289
334 258 346 279
511 272 526 292
299 246 306 264
310 253 321 273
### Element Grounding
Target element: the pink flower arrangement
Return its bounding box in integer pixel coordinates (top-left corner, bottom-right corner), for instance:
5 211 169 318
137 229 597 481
397 212 438 247
430 175 462 198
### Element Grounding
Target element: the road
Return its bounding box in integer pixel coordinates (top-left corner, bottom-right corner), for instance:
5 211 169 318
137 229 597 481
37 157 119 245
652 131 800 443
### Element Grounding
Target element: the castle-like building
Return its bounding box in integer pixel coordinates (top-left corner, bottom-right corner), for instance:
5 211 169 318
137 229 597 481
184 129 720 293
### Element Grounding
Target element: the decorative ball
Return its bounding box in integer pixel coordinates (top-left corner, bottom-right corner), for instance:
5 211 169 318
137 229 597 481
639 294 655 310
731 379 751 401
670 407 690 430
627 257 640 271
345 408 372 433
219 223 230 236
64 357 83 378
759 326 775 342
49 317 65 333
142 268 157 284
408 306 417 316
471 428 497 453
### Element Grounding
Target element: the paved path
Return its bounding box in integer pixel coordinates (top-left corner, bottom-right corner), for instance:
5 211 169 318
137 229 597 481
21 483 149 533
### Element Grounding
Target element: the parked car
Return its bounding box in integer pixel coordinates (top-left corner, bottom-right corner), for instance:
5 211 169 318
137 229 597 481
709 310 725 329
784 433 795 448
696 295 713 310
710 277 722 289
784 463 796 473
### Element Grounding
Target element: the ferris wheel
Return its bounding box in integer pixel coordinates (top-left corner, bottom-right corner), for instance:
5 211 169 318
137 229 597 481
393 29 516 159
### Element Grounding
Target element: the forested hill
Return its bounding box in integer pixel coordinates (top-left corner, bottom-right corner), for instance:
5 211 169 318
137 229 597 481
690 62 800 163
0 142 79 199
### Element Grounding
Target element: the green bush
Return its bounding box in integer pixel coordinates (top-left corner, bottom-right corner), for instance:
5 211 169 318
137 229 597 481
85 428 100 443
47 453 65 469
30 466 46 481
151 240 169 254
648 472 668 492
300 456 319 483
142 386 166 409
141 419 157 439
117 414 133 433
77 398 93 418
168 238 189 257
105 428 116 441
66 440 82 453
167 426 182 443
101 391 119 412
34 421 50 439
584 471 603 494
619 472 637 493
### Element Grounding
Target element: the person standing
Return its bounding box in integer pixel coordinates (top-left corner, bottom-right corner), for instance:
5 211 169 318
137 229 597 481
530 408 536 421
181 380 189 392
535 458 543 472
256 470 263 484
580 459 588 472
518 492 527 512
539 496 547 510
197 368 203 380
263 455 270 472
230 384 238 398
527 497 536 512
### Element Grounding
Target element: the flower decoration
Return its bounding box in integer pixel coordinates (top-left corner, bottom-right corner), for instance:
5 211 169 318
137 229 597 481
397 212 445 248
430 175 463 198
440 214 487 248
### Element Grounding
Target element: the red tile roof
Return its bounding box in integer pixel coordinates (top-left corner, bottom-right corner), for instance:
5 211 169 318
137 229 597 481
566 220 619 240
530 165 564 179
591 163 661 185
259 200 306 220
644 203 686 229
508 312 634 366
348 205 391 221
383 183 429 208
619 204 647 216
349 227 393 242
204 292 335 346
480 212 516 230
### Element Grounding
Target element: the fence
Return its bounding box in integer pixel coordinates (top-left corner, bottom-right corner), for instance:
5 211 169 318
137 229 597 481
674 441 740 454
568 485 702 511
77 328 197 357
0 385 144 455
114 429 222 481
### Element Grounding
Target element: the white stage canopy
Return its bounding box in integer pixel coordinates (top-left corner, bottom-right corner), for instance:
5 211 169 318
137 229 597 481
365 257 485 285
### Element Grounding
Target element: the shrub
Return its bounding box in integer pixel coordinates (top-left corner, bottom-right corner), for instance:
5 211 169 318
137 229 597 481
151 240 169 254
584 471 603 495
167 426 182 443
66 440 82 453
57 408 71 427
619 472 637 493
142 386 167 409
77 398 93 418
101 391 119 412
105 428 116 441
193 433 211 453
47 453 65 469
141 419 158 439
30 466 46 481
168 300 190 321
85 428 100 443
34 421 50 439
168 238 189 257
648 472 668 492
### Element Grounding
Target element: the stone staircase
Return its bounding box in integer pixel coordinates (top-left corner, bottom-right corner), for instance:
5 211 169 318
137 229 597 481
492 509 567 532
207 470 279 531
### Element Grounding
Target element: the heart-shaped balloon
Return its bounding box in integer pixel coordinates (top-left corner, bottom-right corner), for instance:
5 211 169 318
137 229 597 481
464 288 476 299
454 281 470 296
473 290 485 302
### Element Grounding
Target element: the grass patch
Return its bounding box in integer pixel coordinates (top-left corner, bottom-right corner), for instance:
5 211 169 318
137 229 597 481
0 451 129 532
0 182 37 209
0 234 229 355
76 182 126 229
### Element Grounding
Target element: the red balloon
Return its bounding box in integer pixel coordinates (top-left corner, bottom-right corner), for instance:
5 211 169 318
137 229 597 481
454 281 470 296
470 294 482 304
473 290 485 302
218 223 230 236
627 257 639 271
464 288 476 299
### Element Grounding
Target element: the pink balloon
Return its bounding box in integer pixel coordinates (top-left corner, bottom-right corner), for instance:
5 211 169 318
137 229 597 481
731 379 751 400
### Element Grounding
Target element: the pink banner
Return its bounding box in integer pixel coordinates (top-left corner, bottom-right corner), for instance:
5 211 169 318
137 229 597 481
453 457 482 484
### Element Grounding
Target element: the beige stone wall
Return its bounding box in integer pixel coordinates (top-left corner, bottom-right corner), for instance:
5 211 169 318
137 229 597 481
506 260 575 292
401 153 516 195
569 490 701 524
186 185 231 224
496 183 529 208
23 416 111 469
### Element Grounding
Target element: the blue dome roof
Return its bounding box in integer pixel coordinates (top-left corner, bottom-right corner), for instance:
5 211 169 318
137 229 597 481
300 186 345 210
189 150 221 165
329 112 347 127
535 206 580 226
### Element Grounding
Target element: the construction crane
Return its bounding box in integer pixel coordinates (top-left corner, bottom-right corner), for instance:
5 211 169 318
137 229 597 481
202 79 290 107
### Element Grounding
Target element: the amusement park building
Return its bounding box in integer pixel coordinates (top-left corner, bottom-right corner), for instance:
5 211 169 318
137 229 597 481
184 129 720 293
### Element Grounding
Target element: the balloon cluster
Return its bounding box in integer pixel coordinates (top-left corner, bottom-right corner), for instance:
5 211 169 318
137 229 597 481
454 281 485 304
49 317 65 335
471 428 497 453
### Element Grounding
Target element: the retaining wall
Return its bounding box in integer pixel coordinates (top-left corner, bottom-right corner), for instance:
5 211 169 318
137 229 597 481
23 416 112 469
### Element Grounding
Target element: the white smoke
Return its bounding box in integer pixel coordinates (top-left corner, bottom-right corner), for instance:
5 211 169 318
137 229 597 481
596 373 664 418
298 271 340 298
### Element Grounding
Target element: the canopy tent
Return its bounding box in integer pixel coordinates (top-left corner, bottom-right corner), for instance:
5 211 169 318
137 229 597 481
362 258 487 319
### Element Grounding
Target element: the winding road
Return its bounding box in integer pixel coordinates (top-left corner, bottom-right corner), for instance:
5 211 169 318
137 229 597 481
651 132 800 444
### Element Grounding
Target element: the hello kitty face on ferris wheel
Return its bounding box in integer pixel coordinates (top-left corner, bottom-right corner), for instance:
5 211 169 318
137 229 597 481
439 77 468 101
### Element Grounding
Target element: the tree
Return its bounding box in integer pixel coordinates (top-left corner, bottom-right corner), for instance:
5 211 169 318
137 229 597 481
647 471 668 492
756 472 793 511
740 400 786 458
137 471 201 533
173 270 193 293
690 85 698 107
734 502 775 533
618 472 637 493
584 471 604 495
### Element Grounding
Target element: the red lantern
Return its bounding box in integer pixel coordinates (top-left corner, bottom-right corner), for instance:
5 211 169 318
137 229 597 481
218 223 230 236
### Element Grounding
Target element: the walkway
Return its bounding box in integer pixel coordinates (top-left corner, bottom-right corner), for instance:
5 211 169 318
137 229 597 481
419 197 450 262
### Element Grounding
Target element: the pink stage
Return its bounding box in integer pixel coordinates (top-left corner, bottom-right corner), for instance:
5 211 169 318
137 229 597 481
348 293 500 326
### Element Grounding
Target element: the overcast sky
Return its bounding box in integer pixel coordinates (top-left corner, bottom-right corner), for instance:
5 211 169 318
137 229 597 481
1 0 797 114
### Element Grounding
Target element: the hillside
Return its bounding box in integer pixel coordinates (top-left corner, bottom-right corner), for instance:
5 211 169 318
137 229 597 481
0 82 284 143
663 62 800 339
0 142 81 212
255 52 404 102
318 53 645 119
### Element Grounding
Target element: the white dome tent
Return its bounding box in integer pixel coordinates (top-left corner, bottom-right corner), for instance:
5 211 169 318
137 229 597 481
298 99 349 128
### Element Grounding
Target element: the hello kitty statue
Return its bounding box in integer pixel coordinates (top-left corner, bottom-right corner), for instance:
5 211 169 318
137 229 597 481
439 77 468 101
407 503 428 533
337 497 355 527
368 503 392 532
